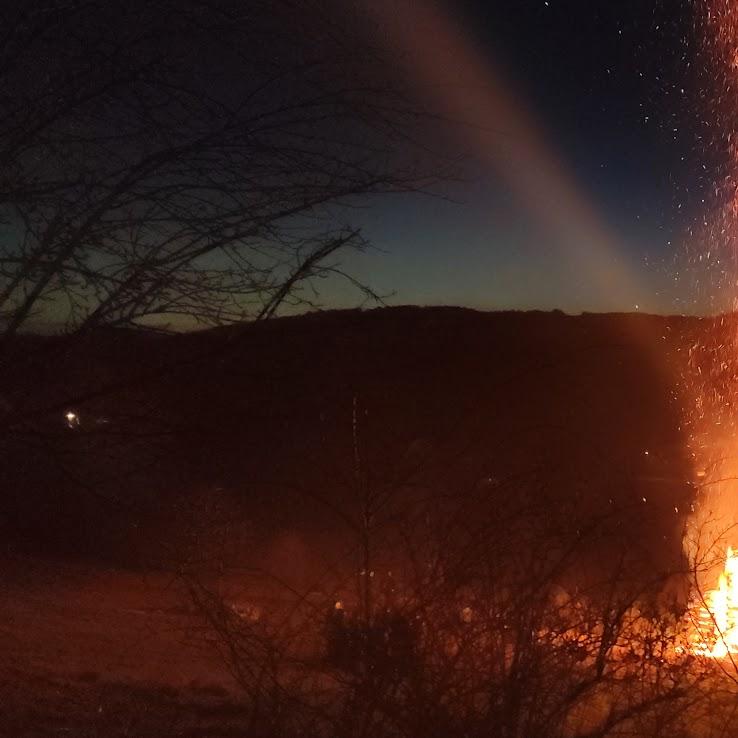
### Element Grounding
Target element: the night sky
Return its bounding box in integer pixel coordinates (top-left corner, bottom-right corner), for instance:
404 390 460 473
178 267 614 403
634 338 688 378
330 0 720 315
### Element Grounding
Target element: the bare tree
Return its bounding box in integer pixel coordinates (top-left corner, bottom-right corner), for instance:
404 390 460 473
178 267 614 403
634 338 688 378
0 0 450 562
177 393 726 738
0 0 440 337
187 466 723 738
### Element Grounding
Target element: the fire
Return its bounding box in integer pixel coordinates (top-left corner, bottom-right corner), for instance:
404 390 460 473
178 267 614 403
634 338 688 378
693 546 738 657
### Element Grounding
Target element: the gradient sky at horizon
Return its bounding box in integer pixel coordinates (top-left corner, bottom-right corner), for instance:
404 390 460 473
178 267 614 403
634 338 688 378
318 0 721 316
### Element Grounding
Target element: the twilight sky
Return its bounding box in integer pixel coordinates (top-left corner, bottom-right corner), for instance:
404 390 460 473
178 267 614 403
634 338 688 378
324 0 721 315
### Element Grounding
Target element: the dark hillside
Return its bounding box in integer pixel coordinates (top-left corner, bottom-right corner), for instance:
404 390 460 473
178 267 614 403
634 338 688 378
1 307 698 581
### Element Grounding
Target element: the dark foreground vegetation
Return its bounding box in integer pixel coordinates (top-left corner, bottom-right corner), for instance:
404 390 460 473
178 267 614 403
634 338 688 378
3 307 737 737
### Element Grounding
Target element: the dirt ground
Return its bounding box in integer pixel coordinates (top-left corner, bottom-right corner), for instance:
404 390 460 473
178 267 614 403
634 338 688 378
0 554 251 736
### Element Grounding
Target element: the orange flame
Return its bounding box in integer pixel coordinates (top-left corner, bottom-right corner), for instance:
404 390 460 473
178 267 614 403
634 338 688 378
693 546 738 657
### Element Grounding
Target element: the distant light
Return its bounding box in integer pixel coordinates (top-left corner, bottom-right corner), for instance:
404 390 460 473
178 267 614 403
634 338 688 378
642 497 647 503
65 411 80 429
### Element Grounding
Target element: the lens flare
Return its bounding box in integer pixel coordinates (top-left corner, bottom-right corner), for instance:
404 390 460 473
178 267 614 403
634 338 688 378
366 0 649 309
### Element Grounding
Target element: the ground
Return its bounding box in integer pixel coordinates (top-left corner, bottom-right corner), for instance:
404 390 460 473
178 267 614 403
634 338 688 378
0 554 250 737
